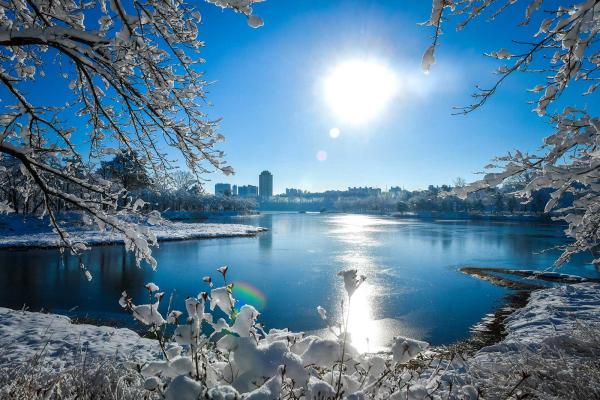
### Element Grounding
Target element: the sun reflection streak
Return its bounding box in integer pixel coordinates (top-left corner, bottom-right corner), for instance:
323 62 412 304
345 283 378 353
328 214 393 353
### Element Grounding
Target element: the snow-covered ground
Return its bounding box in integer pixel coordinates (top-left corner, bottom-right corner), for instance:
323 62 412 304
0 215 266 249
0 307 159 368
486 283 600 346
452 283 600 398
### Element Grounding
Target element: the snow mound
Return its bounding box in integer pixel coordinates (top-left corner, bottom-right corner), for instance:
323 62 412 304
482 283 600 350
0 307 159 368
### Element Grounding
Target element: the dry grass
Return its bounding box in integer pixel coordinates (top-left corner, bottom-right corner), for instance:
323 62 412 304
0 355 154 400
468 322 600 400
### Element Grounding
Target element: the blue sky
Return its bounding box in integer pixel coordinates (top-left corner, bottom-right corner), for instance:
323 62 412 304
12 0 592 195
197 0 597 194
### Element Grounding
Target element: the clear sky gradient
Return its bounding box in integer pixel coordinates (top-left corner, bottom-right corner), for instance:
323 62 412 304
194 1 595 194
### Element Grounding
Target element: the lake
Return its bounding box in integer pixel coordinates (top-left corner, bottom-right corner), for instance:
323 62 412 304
1 213 598 352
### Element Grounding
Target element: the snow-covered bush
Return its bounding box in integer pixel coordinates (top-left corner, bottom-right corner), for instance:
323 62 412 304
119 267 450 400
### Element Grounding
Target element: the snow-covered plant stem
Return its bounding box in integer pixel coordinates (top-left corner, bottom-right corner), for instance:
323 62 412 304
333 269 366 399
334 298 351 399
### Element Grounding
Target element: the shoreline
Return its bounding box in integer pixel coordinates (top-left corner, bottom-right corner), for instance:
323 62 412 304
449 267 600 355
10 266 592 355
0 220 267 250
2 279 599 398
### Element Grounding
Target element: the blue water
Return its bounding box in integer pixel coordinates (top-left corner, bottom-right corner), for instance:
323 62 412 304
0 213 597 350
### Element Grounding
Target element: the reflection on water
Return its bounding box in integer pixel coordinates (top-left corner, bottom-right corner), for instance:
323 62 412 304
329 215 382 352
0 213 598 348
327 215 433 352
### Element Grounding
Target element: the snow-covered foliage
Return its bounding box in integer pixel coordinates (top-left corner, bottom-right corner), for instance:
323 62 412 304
118 267 438 400
205 0 265 28
423 0 598 108
0 0 259 271
424 0 600 265
137 188 257 213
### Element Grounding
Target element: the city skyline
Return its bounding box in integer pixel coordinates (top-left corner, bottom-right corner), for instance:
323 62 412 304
214 168 411 197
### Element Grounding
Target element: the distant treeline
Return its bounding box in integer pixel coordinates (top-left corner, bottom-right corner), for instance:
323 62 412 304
260 183 566 216
0 152 565 217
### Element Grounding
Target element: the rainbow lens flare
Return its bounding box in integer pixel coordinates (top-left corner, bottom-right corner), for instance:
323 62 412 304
232 281 267 311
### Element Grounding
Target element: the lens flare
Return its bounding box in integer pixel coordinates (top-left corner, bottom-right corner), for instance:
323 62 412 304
233 281 267 311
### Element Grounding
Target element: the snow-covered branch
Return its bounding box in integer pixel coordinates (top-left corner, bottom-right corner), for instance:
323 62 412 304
0 0 261 271
423 0 599 114
424 1 600 265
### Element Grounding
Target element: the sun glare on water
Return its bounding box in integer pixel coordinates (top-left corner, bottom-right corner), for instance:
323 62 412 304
324 59 398 125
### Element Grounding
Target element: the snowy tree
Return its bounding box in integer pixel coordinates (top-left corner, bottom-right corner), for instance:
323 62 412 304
98 153 151 191
424 0 600 265
0 0 263 268
171 170 198 192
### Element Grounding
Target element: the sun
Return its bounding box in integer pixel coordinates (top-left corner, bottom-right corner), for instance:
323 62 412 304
324 59 398 125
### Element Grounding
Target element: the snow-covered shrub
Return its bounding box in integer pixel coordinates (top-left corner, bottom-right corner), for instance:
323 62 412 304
120 267 440 400
464 322 600 400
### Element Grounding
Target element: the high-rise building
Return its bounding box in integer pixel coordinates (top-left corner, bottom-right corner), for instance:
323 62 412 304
232 185 238 196
238 185 258 197
215 183 231 196
259 170 273 198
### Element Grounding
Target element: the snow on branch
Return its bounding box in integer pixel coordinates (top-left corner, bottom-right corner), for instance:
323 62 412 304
423 0 599 114
205 0 266 27
0 0 257 272
424 1 600 265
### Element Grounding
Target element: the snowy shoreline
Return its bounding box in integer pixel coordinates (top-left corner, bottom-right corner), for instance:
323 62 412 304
0 219 267 250
0 307 160 368
451 283 600 398
1 283 599 398
2 283 599 366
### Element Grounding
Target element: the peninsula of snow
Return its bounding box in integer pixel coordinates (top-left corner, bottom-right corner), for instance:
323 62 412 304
0 214 266 249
